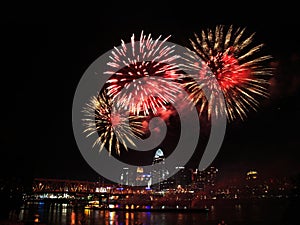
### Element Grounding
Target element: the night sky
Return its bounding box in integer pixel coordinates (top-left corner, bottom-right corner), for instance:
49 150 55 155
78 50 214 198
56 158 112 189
1 7 300 184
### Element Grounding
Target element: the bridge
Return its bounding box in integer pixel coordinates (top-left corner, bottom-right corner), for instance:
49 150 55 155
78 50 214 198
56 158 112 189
30 178 161 199
32 178 111 194
27 178 206 210
28 178 164 207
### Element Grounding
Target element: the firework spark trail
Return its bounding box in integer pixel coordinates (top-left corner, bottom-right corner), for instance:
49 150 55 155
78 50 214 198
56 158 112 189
82 91 145 155
104 31 182 116
182 25 274 121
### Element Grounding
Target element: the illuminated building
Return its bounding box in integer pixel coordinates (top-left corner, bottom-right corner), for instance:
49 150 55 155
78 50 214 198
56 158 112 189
245 170 259 198
193 166 218 189
135 167 151 186
120 167 137 186
151 148 169 190
155 166 193 190
135 166 144 186
120 167 129 186
153 149 165 164
173 166 192 188
246 170 258 180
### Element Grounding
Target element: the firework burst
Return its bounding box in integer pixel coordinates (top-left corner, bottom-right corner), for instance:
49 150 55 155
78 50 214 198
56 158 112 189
183 25 273 121
104 31 182 115
82 90 145 155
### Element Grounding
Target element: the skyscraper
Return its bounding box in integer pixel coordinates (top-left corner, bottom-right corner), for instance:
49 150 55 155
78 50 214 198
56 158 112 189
120 167 129 186
173 166 192 188
151 148 169 190
193 166 218 189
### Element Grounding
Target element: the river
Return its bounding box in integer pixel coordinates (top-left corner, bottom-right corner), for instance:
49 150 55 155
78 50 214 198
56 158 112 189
10 198 300 225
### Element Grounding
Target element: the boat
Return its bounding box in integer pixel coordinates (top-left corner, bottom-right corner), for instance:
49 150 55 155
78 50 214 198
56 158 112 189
85 204 209 213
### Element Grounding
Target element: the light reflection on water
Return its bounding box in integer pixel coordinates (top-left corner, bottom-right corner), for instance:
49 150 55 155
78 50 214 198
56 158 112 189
17 199 293 225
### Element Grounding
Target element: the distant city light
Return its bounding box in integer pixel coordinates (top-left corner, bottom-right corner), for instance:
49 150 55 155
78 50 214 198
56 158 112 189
246 170 258 180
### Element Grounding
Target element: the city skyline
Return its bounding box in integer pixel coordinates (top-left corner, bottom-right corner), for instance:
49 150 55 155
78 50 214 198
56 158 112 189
1 10 300 185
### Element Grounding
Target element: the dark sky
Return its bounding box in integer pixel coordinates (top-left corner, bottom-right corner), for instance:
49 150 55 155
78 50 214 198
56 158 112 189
1 7 300 183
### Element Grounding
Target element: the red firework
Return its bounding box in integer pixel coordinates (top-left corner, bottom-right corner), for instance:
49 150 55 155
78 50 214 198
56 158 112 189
104 31 182 115
183 25 273 121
